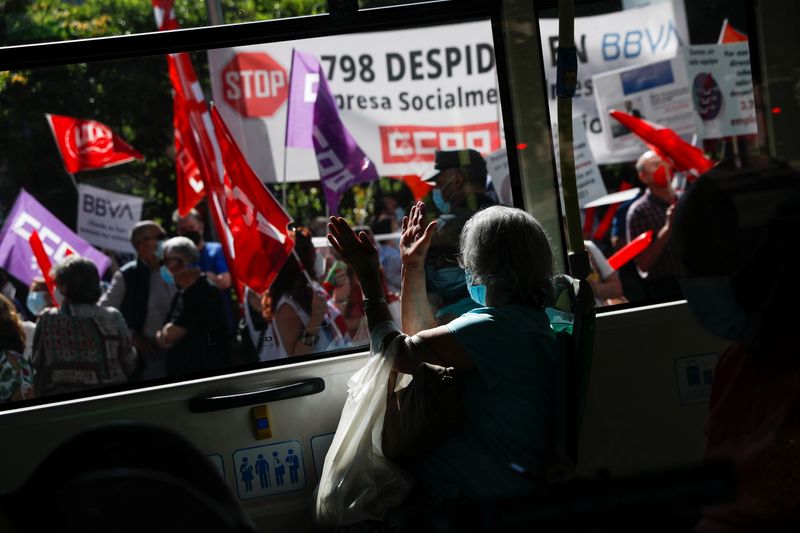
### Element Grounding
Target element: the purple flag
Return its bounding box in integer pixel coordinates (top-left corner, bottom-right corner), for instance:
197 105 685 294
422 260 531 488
0 189 111 286
286 49 379 215
285 49 319 150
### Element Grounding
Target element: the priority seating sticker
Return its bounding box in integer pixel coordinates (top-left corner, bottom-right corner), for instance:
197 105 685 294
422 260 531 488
232 440 306 500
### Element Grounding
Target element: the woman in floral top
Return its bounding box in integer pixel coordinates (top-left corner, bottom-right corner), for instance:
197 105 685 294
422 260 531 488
0 293 34 402
32 257 137 398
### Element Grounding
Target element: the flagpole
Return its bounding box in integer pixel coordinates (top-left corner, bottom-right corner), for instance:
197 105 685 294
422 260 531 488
282 49 298 210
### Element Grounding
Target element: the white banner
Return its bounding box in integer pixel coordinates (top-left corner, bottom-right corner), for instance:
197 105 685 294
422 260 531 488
684 43 757 139
207 20 502 183
486 147 513 206
593 55 698 157
77 184 143 254
538 1 688 164
553 118 608 208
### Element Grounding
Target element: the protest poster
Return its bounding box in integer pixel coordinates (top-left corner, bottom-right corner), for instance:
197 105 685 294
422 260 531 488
593 55 699 158
0 189 111 286
552 118 609 208
684 42 757 139
486 148 513 206
538 1 688 164
77 184 143 254
208 20 502 183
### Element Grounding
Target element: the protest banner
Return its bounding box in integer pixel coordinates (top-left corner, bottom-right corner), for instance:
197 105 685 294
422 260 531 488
77 184 143 254
0 190 111 286
538 1 688 164
486 148 513 206
208 20 502 183
552 118 609 207
593 55 699 159
684 42 757 139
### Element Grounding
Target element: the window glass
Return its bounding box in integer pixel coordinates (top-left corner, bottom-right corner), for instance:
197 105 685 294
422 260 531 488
529 0 775 309
0 18 519 406
1 0 327 47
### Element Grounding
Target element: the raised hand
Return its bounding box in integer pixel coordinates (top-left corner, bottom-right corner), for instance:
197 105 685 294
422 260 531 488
399 201 438 270
327 217 380 282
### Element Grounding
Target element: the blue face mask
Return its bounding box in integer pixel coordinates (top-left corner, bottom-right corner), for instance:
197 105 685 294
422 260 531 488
465 272 487 306
432 189 451 214
426 265 466 300
679 277 750 341
27 291 49 316
160 265 175 286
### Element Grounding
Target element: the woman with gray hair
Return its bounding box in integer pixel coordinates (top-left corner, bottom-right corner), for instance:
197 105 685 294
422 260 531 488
327 202 556 504
31 256 136 397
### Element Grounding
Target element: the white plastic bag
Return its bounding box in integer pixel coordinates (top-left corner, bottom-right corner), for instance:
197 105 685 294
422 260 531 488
315 321 412 527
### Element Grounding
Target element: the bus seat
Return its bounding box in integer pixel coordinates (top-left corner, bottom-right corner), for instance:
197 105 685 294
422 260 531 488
1 423 255 533
545 273 596 482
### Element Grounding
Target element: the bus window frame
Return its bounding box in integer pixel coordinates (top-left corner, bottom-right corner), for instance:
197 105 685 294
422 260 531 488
0 0 569 411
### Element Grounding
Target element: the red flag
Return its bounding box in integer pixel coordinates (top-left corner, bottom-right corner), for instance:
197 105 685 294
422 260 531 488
718 19 748 44
158 2 206 217
211 106 294 293
46 114 143 174
172 68 206 216
609 110 716 179
153 2 240 300
28 230 58 307
608 230 654 271
397 174 434 202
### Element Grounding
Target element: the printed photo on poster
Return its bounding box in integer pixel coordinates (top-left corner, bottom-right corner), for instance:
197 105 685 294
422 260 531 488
593 55 699 157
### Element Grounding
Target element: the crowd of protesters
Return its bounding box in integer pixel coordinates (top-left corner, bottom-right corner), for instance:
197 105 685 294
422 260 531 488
0 146 692 404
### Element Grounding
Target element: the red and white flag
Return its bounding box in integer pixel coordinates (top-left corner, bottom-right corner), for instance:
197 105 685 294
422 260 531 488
152 0 239 295
211 106 294 293
46 114 143 174
171 59 206 216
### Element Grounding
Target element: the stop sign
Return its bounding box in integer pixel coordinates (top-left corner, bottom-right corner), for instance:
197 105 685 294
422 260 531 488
221 52 289 118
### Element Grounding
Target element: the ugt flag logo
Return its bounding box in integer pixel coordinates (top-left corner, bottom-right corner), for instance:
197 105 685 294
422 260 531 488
46 114 143 174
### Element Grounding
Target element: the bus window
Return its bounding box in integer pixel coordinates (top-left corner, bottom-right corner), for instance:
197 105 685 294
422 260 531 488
1 10 559 408
528 0 780 309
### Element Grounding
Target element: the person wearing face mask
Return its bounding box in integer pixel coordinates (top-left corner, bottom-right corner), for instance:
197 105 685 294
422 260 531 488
156 237 230 377
173 208 236 338
327 202 557 506
673 157 800 533
31 257 136 398
625 150 684 301
420 149 496 324
24 278 53 320
98 221 176 380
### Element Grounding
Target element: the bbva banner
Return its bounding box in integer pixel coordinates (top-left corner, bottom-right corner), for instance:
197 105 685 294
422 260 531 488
77 184 144 255
207 20 502 183
538 1 689 164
